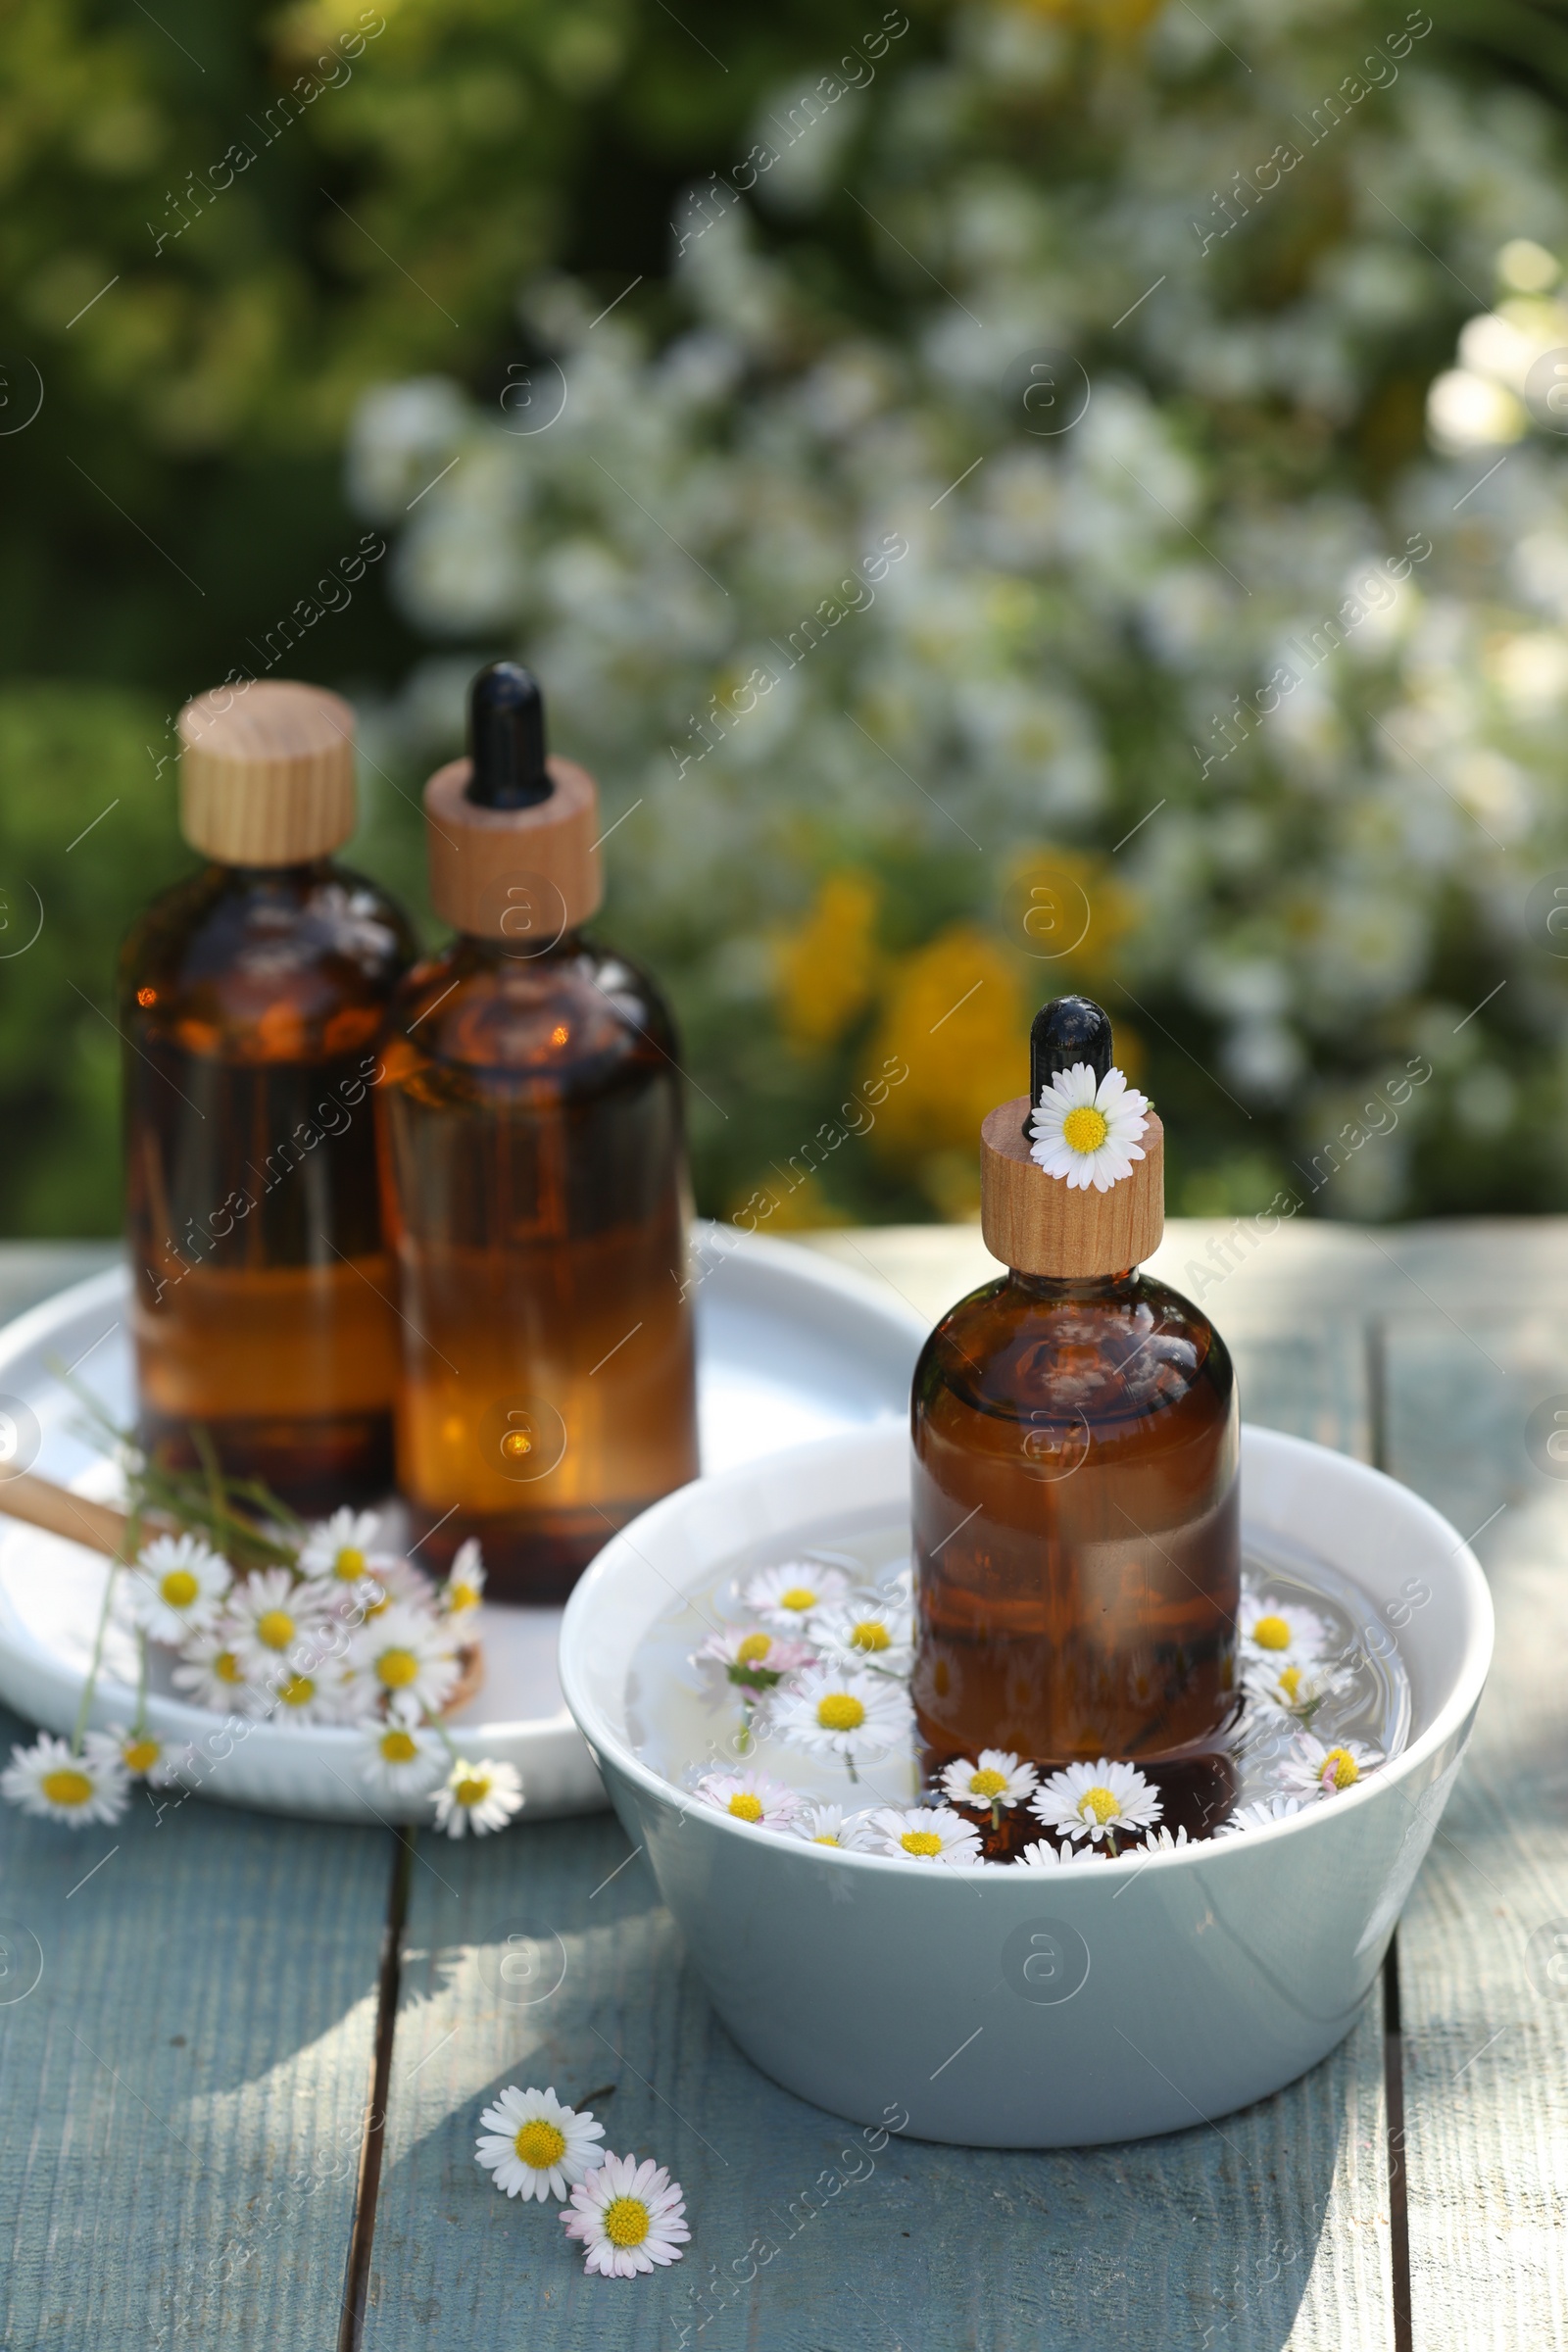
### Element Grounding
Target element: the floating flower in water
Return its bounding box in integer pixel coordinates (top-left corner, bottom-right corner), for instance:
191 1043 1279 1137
441 1538 486 1617
1277 1733 1384 1800
126 1533 230 1643
1013 1837 1104 1868
562 2151 690 2277
227 1568 332 1683
1221 1794 1308 1836
351 1602 461 1714
1029 1063 1150 1192
767 1664 911 1766
432 1755 525 1838
811 1599 914 1677
740 1561 850 1628
1030 1759 1162 1849
1142 1824 1192 1853
1238 1592 1328 1668
172 1628 251 1712
939 1748 1039 1827
789 1802 875 1849
358 1700 445 1798
475 2084 607 2201
1244 1654 1348 1723
692 1768 801 1829
692 1626 816 1693
866 1805 983 1865
93 1725 188 1787
1 1731 127 1827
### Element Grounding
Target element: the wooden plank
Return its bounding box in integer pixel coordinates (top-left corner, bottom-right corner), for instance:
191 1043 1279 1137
0 1696 388 2351
1382 1311 1568 2350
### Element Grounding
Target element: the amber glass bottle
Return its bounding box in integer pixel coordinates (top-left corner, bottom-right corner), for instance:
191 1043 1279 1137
375 663 698 1602
121 682 416 1510
911 997 1241 1844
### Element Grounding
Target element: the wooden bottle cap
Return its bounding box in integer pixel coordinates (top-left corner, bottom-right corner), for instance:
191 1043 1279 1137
178 681 357 865
980 1095 1164 1277
423 756 604 942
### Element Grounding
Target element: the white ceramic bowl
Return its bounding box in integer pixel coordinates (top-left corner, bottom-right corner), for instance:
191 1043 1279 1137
560 1422 1494 2148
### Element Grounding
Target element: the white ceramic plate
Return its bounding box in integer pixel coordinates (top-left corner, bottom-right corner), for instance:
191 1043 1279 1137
0 1224 926 1822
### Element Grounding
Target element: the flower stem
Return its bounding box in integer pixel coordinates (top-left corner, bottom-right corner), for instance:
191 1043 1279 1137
133 1628 149 1738
73 1505 140 1753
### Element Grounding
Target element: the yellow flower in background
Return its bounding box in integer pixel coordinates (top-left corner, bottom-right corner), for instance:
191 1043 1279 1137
773 873 881 1053
1002 845 1139 989
869 926 1026 1177
1000 0 1163 36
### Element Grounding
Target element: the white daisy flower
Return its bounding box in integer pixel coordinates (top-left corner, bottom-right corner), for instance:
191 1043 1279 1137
91 1726 188 1788
1013 1837 1103 1867
126 1533 230 1643
172 1627 251 1711
1142 1824 1193 1852
1 1732 127 1827
359 1700 446 1799
1238 1592 1328 1667
476 2083 607 2201
253 1664 335 1724
227 1568 332 1683
939 1749 1039 1825
1277 1733 1385 1800
431 1756 524 1838
789 1802 876 1850
866 1805 983 1865
562 2151 690 2277
297 1506 394 1589
351 1602 461 1714
692 1627 816 1692
441 1538 486 1617
1029 1062 1150 1192
810 1600 914 1677
1030 1758 1163 1847
693 1769 801 1829
1244 1655 1348 1721
740 1560 850 1628
314 1662 381 1726
766 1664 911 1765
1220 1794 1307 1836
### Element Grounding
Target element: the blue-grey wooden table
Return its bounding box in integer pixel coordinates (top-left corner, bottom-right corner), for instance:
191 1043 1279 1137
0 1219 1560 2351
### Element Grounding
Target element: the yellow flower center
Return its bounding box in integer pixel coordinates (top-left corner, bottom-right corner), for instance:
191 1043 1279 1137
736 1633 772 1664
257 1609 295 1650
1251 1614 1292 1651
380 1730 419 1765
812 1833 841 1845
455 1774 491 1807
728 1791 763 1821
1321 1747 1360 1790
514 2119 567 2170
122 1739 161 1775
449 1583 478 1612
968 1768 1007 1799
41 1768 93 1807
1061 1103 1108 1153
851 1619 890 1651
778 1585 816 1612
817 1692 865 1733
333 1546 367 1582
603 2195 651 2248
376 1647 419 1689
159 1569 199 1609
1277 1665 1302 1701
1077 1785 1120 1825
215 1649 242 1684
900 1830 944 1858
278 1675 315 1708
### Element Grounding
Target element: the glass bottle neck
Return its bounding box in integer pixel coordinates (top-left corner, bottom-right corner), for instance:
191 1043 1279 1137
1005 1267 1141 1301
452 928 586 970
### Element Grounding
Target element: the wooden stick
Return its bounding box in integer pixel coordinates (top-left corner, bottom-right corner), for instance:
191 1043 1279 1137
0 1471 144 1559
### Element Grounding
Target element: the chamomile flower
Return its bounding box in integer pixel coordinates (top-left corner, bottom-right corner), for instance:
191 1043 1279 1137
810 1600 914 1677
431 1756 524 1838
940 1749 1039 1825
1277 1732 1384 1800
1238 1593 1328 1668
441 1539 486 1617
1 1732 127 1827
1031 1758 1163 1847
740 1561 850 1628
359 1700 446 1799
172 1627 251 1711
1244 1655 1349 1721
351 1603 461 1714
91 1726 188 1787
228 1569 332 1683
126 1534 230 1643
298 1507 394 1590
1142 1824 1193 1852
766 1665 911 1763
562 2151 690 2278
255 1664 334 1723
1029 1063 1150 1192
476 2084 607 2201
1221 1794 1307 1836
693 1769 801 1829
790 1802 876 1850
692 1627 816 1692
1014 1837 1102 1867
866 1805 983 1865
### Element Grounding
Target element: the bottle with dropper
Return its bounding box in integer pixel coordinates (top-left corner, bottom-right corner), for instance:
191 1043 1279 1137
375 662 700 1600
910 995 1241 1844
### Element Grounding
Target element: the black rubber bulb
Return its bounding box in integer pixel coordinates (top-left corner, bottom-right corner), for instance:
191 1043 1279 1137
1026 995 1113 1138
466 661 552 809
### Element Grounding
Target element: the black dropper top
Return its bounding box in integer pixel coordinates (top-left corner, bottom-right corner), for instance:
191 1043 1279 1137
1026 995 1113 1138
466 661 552 809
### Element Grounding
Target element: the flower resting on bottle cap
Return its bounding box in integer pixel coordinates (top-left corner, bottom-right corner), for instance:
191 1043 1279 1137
1028 1062 1151 1192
